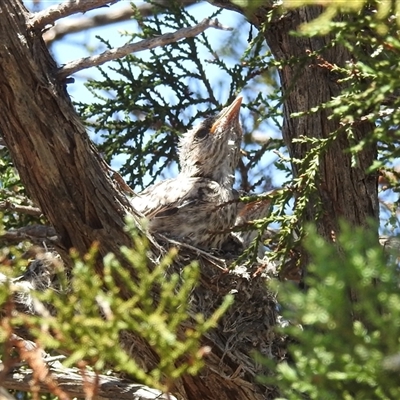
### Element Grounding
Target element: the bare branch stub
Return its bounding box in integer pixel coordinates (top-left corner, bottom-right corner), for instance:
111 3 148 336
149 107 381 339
0 225 58 245
0 200 42 217
28 0 120 30
57 18 233 80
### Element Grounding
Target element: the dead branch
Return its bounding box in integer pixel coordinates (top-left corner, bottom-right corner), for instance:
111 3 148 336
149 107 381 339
0 225 58 245
3 367 175 400
43 0 197 45
1 335 175 400
0 200 42 217
28 0 120 30
57 18 232 79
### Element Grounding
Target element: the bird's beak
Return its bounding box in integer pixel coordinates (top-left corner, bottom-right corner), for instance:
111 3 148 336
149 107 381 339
210 96 243 134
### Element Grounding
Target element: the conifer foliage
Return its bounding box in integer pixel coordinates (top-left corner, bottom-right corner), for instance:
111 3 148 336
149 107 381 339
1 1 400 399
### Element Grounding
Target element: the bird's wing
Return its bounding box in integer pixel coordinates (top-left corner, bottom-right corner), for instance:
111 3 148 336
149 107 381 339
131 177 217 219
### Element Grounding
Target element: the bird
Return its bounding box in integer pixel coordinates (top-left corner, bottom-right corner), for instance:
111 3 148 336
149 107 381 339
130 97 243 250
233 195 275 257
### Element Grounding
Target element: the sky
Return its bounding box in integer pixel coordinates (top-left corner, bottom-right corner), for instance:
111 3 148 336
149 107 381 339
25 0 284 191
32 1 248 103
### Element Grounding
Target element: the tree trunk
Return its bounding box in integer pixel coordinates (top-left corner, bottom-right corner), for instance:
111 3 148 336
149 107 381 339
0 1 279 399
0 2 133 262
261 7 378 237
211 1 378 261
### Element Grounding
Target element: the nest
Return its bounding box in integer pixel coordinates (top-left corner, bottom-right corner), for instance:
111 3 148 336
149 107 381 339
4 230 286 399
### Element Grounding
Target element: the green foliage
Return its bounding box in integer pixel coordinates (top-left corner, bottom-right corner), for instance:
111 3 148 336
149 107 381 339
2 217 232 392
240 0 400 262
75 0 280 192
0 148 44 231
279 0 400 174
258 222 400 399
323 4 400 228
283 0 400 35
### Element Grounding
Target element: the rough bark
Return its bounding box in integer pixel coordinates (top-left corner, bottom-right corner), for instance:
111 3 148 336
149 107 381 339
0 1 279 399
3 363 175 400
210 1 378 256
0 1 132 262
260 7 378 237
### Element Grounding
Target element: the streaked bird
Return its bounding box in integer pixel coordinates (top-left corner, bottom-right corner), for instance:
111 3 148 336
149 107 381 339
233 196 274 257
131 97 243 250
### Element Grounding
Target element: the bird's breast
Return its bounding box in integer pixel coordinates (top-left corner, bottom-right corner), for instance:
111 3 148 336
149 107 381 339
131 177 237 250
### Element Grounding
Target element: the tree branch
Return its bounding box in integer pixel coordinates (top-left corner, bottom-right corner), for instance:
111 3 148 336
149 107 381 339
0 225 58 245
0 388 16 400
28 0 120 30
57 18 232 79
1 336 175 400
0 200 42 217
4 368 175 400
43 1 197 44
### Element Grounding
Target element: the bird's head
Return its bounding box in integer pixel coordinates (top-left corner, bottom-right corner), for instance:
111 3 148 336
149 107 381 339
179 96 243 186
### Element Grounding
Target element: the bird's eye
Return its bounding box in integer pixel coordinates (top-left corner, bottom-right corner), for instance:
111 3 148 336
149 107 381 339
195 127 209 140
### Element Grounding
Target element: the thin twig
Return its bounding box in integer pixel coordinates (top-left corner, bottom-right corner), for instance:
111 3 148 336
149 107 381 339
43 0 197 44
57 18 233 79
157 234 229 271
28 0 120 30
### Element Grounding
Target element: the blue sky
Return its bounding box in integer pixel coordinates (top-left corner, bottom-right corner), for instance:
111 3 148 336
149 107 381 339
25 1 284 190
33 2 248 102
